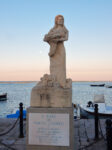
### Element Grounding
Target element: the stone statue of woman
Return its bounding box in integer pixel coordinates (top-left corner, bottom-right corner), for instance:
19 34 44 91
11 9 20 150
30 15 72 107
44 15 68 88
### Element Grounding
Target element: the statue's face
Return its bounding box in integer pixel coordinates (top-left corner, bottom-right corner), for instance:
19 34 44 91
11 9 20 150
56 16 64 25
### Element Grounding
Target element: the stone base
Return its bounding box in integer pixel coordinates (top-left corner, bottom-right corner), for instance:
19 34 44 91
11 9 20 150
30 85 72 107
26 107 74 150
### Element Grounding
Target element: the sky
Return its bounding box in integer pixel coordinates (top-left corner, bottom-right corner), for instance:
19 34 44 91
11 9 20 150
0 0 112 81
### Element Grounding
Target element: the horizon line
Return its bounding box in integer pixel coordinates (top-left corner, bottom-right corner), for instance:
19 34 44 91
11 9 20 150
0 80 112 83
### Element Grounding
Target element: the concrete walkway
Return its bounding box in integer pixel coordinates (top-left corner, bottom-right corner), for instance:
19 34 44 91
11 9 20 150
0 118 25 150
0 118 107 150
74 119 107 150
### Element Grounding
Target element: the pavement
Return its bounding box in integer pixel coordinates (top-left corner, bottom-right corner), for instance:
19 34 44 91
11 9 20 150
0 118 107 150
0 118 25 150
74 119 107 150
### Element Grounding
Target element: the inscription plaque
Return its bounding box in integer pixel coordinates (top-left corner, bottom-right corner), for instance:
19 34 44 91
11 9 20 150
28 113 69 146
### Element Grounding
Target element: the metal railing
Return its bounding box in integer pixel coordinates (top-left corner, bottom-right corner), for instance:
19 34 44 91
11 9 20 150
0 102 24 149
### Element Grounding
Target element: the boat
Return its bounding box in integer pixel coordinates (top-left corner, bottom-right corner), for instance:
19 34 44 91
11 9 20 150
80 94 112 119
6 110 26 119
107 86 112 88
90 84 105 87
105 85 112 88
0 93 7 101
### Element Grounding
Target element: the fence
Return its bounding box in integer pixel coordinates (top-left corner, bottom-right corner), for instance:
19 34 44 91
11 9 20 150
75 103 112 150
0 102 24 149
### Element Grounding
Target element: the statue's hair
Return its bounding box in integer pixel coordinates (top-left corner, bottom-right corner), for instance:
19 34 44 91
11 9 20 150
55 15 64 25
53 15 68 33
48 15 68 34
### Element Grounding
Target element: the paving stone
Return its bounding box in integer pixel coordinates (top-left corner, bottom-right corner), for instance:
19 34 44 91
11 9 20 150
0 118 107 150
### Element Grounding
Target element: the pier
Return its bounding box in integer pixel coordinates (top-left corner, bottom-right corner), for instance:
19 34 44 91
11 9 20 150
0 118 107 150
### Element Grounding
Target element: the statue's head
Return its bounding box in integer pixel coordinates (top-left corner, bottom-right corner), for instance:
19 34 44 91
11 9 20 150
55 15 64 26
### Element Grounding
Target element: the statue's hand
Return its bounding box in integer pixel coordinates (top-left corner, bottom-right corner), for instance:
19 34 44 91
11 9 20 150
44 33 62 42
44 34 50 42
48 51 55 57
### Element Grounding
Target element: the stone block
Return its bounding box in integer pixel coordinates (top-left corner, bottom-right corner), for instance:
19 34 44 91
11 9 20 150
26 107 74 150
30 85 72 107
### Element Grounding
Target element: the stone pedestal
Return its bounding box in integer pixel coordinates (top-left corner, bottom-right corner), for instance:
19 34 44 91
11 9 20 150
26 107 74 150
30 85 72 107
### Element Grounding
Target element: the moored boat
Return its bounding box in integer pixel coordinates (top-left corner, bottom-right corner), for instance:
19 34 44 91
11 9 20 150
80 94 112 119
90 84 105 87
6 110 26 119
105 85 112 88
0 93 7 101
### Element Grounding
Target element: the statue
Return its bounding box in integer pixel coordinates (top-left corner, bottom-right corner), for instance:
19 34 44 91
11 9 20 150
27 16 74 150
44 15 69 88
30 15 72 107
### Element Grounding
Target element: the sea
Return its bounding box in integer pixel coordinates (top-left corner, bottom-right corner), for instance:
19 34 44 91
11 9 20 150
0 81 112 118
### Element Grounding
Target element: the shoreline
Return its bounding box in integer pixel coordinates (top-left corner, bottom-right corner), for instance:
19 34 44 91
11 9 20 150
0 81 111 84
0 81 37 84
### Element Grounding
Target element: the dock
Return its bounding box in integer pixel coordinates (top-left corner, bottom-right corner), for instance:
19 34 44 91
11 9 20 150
0 118 107 150
74 119 107 150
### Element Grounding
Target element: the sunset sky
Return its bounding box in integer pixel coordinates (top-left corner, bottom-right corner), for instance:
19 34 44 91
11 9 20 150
0 0 112 81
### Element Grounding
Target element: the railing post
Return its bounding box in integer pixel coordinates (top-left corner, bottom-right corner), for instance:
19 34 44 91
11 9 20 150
106 119 112 150
94 104 99 140
19 102 24 138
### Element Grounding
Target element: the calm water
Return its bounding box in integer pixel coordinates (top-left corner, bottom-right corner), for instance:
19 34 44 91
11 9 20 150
0 81 112 117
